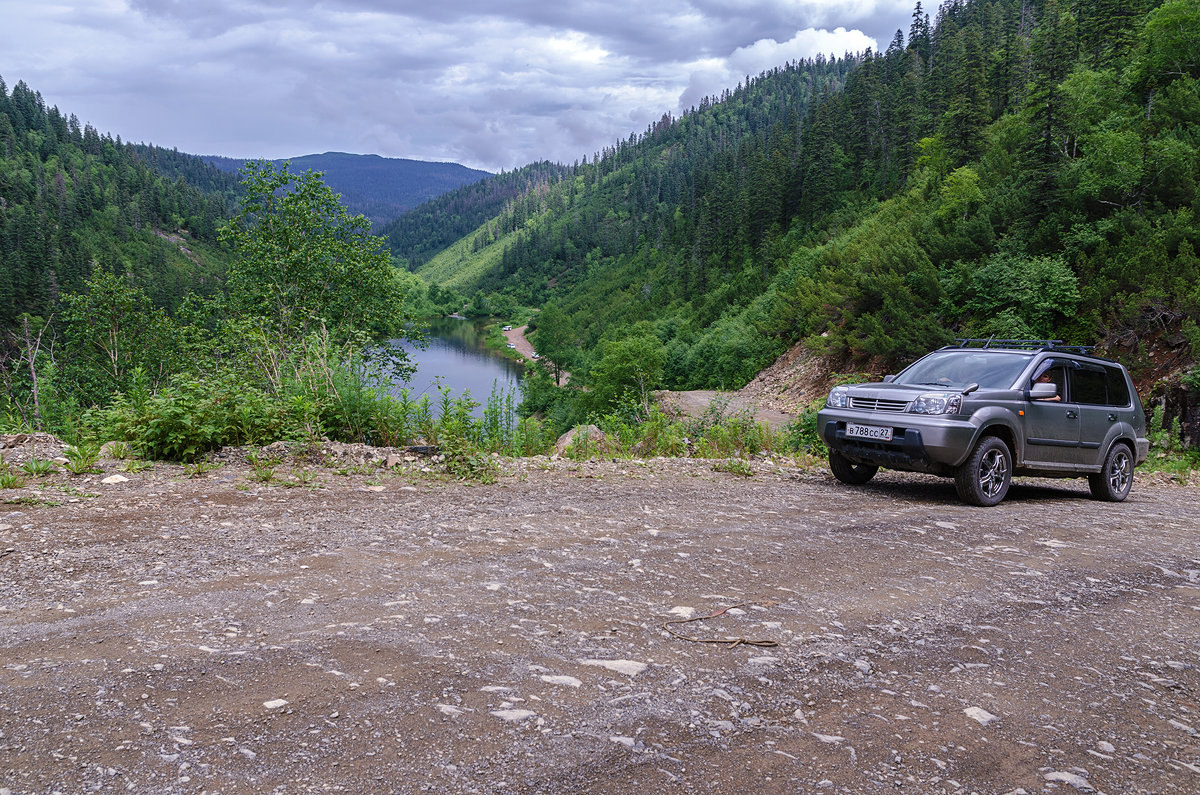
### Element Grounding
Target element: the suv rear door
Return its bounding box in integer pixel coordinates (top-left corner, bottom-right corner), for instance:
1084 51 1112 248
1070 363 1133 468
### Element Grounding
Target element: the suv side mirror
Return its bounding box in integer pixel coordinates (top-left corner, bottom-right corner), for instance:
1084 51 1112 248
882 374 896 383
1030 382 1058 400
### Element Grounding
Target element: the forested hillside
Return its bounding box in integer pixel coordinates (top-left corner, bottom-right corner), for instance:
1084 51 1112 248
0 77 237 328
427 0 1200 400
204 152 492 228
378 161 572 270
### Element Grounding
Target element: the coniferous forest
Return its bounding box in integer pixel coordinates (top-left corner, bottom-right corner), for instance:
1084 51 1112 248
1 0 1199 457
0 77 237 327
400 0 1200 405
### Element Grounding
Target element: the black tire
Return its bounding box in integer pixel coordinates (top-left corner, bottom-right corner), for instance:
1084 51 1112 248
954 436 1012 507
1089 443 1133 502
829 450 879 485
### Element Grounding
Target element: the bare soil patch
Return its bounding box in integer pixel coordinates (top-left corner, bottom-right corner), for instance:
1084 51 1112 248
655 390 795 430
1 439 1198 793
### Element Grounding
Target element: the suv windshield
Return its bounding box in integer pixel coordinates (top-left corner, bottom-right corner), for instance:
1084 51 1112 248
894 351 1031 390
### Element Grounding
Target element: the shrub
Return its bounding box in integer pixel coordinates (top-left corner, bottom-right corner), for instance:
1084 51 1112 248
635 407 689 457
440 434 498 483
90 373 302 461
780 399 828 454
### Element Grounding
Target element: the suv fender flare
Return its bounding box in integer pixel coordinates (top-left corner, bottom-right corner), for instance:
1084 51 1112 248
965 414 1022 466
1100 433 1138 467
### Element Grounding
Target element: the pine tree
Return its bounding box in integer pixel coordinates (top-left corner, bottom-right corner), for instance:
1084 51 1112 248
1024 0 1078 214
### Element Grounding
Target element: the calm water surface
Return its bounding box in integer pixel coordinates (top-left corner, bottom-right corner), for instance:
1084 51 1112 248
386 317 524 415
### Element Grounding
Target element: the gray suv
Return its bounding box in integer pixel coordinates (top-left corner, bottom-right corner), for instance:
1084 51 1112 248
816 340 1149 506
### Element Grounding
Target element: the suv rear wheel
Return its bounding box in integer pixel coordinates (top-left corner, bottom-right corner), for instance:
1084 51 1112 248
1089 443 1133 502
829 450 879 485
955 436 1012 506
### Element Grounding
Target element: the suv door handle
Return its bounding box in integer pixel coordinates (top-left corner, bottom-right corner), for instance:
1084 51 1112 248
1066 410 1078 419
1108 413 1118 421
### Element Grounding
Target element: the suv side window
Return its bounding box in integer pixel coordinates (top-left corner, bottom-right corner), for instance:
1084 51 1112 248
1029 361 1069 400
1071 366 1108 405
1104 365 1131 407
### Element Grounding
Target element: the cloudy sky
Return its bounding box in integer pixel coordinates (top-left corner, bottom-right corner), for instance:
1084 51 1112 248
1 0 915 172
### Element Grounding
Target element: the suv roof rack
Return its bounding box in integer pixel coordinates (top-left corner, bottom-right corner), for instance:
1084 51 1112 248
946 338 1096 354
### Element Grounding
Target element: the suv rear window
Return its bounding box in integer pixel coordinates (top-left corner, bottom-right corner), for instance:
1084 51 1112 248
1069 364 1132 406
1072 367 1108 404
1105 365 1131 406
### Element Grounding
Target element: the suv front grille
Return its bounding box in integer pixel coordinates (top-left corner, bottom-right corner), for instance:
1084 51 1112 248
849 397 910 413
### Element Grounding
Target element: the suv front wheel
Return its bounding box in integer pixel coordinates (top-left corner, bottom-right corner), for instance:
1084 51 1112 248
1089 443 1133 502
955 436 1012 506
829 450 879 485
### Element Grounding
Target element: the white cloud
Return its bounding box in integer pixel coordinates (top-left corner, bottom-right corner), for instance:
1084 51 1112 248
0 0 910 171
728 27 878 74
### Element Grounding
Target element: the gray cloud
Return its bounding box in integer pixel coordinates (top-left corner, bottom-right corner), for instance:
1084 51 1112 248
0 0 912 171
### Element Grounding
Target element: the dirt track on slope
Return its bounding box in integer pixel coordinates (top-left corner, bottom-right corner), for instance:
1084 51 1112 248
503 325 570 386
1 437 1198 794
656 390 796 430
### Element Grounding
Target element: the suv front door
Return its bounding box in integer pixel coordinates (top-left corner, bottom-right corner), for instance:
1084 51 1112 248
1022 362 1080 465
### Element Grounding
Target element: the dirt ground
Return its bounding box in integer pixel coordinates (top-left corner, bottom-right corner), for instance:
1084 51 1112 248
655 390 797 430
1 436 1198 794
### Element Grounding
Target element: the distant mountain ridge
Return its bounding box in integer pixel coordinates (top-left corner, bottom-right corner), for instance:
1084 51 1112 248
202 151 492 227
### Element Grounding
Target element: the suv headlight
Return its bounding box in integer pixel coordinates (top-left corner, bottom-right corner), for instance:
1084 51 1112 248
827 386 849 408
908 392 962 415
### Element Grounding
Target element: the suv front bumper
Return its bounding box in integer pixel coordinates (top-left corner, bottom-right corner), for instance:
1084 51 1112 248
818 410 980 474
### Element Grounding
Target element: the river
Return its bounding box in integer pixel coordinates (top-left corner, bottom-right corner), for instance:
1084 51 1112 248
386 316 525 415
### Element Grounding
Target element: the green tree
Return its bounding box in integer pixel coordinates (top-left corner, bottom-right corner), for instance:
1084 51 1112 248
60 270 181 402
219 160 406 343
587 334 667 414
939 24 991 163
947 252 1081 339
1129 0 1200 100
1024 0 1078 214
938 166 985 221
533 301 576 385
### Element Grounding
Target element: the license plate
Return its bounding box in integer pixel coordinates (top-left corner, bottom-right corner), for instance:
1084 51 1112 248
846 422 893 442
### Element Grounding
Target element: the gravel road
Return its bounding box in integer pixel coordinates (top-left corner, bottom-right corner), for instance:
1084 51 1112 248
1 439 1198 794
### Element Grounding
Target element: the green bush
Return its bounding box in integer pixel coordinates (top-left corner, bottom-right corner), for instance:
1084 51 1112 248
89 373 302 461
635 407 689 457
780 398 828 454
441 434 499 483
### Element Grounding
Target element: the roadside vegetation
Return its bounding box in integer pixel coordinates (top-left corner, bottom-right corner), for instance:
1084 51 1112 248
2 161 427 459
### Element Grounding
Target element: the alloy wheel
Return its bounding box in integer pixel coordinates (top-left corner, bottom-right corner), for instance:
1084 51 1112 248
979 448 1009 499
1107 449 1131 495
